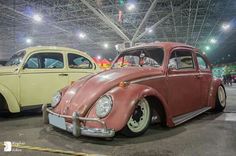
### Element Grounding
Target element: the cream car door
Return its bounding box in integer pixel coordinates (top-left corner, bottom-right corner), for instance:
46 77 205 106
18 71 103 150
67 53 98 83
20 52 68 107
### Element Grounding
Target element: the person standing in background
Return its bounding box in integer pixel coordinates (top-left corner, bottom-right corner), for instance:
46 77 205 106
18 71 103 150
224 65 232 86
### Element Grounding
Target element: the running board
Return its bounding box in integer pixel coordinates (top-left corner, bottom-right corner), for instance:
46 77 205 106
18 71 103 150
173 107 211 126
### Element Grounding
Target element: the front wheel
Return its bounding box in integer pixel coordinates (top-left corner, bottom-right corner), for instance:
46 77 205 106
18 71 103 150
214 85 226 112
121 98 151 137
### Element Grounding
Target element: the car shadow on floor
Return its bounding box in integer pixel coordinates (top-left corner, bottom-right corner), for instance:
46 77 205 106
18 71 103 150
0 109 42 121
41 111 224 147
41 124 185 146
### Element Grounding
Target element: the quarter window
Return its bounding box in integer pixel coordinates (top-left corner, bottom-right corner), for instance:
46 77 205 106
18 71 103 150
68 53 92 69
25 53 64 69
197 54 208 70
169 50 194 70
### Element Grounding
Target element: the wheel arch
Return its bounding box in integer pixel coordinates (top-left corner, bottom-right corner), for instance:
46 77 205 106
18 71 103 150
145 95 167 125
0 84 20 113
85 84 174 131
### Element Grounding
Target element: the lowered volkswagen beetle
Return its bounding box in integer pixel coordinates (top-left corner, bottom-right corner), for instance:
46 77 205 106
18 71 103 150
43 42 226 138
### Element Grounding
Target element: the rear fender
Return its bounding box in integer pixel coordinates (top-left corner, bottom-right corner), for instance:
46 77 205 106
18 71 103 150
0 84 20 113
85 84 173 131
208 79 225 109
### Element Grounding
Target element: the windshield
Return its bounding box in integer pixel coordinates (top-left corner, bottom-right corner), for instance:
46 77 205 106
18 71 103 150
5 51 25 66
112 48 164 68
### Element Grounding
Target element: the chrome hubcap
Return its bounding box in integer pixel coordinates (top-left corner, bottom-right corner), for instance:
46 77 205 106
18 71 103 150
127 99 150 133
218 86 226 107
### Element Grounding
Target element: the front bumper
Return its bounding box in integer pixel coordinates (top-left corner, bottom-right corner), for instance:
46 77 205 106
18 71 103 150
42 104 115 138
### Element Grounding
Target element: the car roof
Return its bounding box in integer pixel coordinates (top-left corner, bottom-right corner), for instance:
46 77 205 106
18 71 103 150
122 41 197 53
19 46 87 55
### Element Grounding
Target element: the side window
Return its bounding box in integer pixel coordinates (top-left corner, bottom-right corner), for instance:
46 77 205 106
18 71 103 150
169 50 195 70
68 53 92 69
169 51 178 69
25 53 64 69
25 56 39 69
197 54 208 70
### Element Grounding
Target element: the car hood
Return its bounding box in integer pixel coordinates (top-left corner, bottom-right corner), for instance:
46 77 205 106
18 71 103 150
0 66 18 75
54 67 164 116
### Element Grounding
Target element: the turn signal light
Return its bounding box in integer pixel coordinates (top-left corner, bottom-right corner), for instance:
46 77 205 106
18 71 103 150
119 81 130 88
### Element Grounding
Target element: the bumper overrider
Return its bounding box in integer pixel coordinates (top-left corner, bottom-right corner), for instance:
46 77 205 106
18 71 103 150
42 104 115 138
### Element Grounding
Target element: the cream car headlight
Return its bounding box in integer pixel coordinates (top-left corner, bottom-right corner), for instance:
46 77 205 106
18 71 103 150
51 91 61 108
96 95 113 118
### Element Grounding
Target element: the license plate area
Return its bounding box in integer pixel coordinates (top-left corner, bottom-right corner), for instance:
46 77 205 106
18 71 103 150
48 114 66 130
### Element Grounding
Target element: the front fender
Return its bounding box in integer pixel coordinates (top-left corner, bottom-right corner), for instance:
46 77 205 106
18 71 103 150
85 84 173 131
0 83 20 113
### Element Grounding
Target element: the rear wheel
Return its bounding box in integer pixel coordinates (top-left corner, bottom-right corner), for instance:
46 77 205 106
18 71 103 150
214 86 226 112
121 98 151 137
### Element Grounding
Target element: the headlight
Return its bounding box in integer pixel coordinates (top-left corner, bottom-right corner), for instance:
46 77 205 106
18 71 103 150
96 95 113 118
51 91 61 108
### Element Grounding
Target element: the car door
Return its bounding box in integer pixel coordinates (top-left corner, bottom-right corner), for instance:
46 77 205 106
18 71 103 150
196 53 212 107
66 52 97 83
167 48 201 116
20 51 68 107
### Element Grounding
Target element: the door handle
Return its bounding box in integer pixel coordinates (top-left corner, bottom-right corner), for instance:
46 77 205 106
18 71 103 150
194 75 202 79
58 73 68 76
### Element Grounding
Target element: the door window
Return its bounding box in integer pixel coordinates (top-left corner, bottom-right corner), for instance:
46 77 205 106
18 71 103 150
197 54 208 70
169 50 195 70
25 53 64 69
68 53 92 69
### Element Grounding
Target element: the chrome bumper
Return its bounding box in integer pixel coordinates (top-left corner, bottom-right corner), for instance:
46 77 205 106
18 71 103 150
42 104 115 138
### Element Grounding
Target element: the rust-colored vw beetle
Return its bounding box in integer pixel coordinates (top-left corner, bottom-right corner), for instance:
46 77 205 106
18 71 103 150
43 42 226 138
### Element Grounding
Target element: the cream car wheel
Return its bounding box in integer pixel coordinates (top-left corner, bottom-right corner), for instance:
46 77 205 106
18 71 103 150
214 85 226 112
121 98 151 137
218 86 226 107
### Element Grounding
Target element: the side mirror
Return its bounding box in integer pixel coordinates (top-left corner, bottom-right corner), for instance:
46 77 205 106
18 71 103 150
22 64 27 70
168 63 177 71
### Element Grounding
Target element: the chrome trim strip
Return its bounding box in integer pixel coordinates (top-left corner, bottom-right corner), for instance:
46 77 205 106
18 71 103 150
199 73 212 75
173 107 211 125
168 73 199 77
131 75 165 83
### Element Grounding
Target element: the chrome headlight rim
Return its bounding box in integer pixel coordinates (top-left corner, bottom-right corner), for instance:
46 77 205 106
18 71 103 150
95 95 113 118
51 91 62 108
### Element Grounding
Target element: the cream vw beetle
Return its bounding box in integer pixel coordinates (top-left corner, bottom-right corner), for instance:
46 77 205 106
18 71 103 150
0 46 100 113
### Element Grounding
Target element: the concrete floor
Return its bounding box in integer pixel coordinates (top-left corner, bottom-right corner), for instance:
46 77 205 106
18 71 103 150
0 84 236 156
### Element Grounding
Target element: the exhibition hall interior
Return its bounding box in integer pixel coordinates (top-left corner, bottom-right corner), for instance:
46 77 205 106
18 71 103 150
0 0 236 155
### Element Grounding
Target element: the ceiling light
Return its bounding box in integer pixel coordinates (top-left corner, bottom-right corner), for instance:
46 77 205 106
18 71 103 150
205 46 210 50
210 38 217 44
97 55 101 60
104 43 109 49
79 32 86 39
127 3 135 11
33 14 42 22
222 23 230 31
26 38 32 44
148 28 153 33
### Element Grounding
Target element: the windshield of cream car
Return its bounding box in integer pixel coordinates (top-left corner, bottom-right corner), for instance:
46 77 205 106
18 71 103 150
5 50 25 66
112 48 164 68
